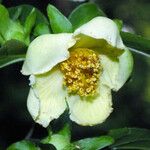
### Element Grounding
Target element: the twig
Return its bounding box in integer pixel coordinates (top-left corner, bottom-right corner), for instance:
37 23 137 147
129 48 150 58
25 124 35 140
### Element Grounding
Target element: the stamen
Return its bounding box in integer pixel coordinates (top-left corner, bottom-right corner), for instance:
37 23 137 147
60 48 102 97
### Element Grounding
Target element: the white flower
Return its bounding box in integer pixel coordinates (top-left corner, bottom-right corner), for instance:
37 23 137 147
21 17 133 127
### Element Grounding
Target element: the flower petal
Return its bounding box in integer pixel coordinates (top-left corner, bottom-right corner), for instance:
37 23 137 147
27 88 40 121
100 49 133 91
21 33 76 75
100 54 119 90
31 68 67 127
74 16 124 49
71 33 124 57
68 85 113 126
116 49 133 90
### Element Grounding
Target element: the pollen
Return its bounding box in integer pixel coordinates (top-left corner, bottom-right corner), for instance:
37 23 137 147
60 48 102 97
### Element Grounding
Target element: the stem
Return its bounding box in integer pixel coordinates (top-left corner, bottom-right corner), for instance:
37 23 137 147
25 124 35 140
129 48 150 58
47 125 53 137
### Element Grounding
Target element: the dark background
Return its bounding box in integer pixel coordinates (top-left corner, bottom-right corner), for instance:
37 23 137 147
0 0 150 149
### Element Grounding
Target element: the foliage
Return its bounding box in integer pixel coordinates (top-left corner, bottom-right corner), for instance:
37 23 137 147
7 140 39 150
69 2 106 30
47 4 73 33
109 128 150 149
0 2 149 69
0 39 27 68
6 127 150 150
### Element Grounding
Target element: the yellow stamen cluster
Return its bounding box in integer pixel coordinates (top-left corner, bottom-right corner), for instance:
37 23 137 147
60 48 102 97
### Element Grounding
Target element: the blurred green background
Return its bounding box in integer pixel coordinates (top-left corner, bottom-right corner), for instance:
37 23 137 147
0 0 150 149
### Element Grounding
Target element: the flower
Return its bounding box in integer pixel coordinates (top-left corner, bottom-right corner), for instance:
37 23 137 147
21 17 133 127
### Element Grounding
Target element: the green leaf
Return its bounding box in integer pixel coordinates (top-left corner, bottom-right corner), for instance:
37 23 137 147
74 136 114 150
0 34 4 45
37 143 56 150
109 128 150 149
0 39 27 68
115 141 150 150
7 140 39 150
0 4 10 37
9 5 48 25
121 32 150 54
57 124 71 141
0 4 25 43
47 4 73 33
24 8 36 36
9 6 22 21
62 144 77 150
8 4 50 40
24 8 36 45
109 128 129 140
8 5 50 44
42 124 71 150
69 2 106 30
33 23 50 37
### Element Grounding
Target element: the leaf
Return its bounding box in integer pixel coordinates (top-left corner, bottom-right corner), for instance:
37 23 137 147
24 8 36 36
74 136 114 150
47 4 73 33
109 128 150 149
0 39 27 68
24 8 36 45
115 141 150 150
42 124 71 150
7 140 39 150
36 143 56 150
33 23 50 37
0 4 10 37
62 144 77 150
109 128 129 140
0 34 4 45
8 5 50 44
121 32 150 54
58 124 71 141
9 6 22 21
8 5 48 25
0 4 25 43
8 4 50 40
69 2 106 30
0 55 25 69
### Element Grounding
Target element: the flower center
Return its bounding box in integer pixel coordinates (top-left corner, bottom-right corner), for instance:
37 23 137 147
60 48 102 97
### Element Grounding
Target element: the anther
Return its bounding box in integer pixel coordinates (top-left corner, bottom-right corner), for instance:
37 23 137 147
60 48 102 97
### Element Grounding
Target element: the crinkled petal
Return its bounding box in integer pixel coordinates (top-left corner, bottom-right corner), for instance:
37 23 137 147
74 16 124 49
27 88 40 121
71 33 124 57
30 68 67 127
67 85 113 126
100 54 119 90
116 49 133 90
72 16 133 90
21 33 76 75
100 48 133 91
